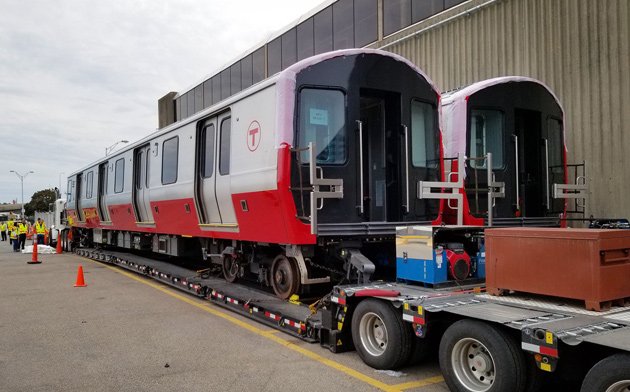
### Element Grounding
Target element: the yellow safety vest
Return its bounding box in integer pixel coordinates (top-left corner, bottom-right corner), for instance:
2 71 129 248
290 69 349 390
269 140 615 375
0 223 6 231
18 224 28 234
35 222 47 234
10 228 17 239
8 220 14 230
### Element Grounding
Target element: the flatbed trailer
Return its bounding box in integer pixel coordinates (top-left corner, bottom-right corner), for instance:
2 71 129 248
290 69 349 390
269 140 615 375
76 247 630 392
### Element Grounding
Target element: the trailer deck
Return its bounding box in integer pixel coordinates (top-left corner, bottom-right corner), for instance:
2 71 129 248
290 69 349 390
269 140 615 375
79 247 630 369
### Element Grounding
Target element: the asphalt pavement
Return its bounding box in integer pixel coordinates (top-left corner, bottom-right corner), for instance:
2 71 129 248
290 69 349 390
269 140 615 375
0 239 448 392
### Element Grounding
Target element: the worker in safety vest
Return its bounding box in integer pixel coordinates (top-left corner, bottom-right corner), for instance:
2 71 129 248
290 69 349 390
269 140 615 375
7 218 14 245
35 218 47 245
10 225 19 252
0 222 6 241
17 219 28 250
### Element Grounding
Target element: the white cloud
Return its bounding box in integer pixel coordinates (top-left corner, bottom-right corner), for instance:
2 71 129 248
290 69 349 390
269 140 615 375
0 0 322 204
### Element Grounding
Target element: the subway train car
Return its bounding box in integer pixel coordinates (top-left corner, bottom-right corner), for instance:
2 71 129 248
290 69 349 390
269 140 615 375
65 49 444 298
441 76 568 226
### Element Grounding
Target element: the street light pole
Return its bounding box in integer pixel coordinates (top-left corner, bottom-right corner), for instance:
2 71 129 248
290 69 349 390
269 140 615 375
105 140 129 156
10 170 34 217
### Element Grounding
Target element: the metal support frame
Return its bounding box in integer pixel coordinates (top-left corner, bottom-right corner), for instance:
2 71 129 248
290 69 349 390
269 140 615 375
485 153 505 227
553 160 588 213
553 178 588 206
417 153 465 226
308 142 344 235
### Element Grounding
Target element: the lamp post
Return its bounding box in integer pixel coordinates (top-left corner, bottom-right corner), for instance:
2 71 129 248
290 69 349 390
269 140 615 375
10 170 34 217
105 140 129 156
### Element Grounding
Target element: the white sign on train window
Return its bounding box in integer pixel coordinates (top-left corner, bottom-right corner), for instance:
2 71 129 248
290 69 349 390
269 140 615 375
309 108 328 126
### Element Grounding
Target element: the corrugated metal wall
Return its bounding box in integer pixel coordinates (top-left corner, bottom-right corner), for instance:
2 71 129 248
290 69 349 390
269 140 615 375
374 0 630 219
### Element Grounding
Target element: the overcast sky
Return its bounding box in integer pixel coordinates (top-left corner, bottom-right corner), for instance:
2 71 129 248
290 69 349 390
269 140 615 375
0 0 323 205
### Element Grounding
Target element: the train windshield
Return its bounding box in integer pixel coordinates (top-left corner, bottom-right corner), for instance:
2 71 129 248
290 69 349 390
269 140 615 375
298 88 346 164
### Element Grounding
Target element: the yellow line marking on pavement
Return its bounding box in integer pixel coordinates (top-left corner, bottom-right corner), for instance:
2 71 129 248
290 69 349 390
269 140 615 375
390 376 445 390
261 329 282 336
82 258 423 392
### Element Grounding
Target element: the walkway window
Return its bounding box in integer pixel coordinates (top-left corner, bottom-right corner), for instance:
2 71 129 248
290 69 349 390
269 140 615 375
469 109 504 169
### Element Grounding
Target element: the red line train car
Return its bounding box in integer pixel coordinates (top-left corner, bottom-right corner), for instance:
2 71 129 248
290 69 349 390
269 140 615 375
65 49 444 298
441 76 571 227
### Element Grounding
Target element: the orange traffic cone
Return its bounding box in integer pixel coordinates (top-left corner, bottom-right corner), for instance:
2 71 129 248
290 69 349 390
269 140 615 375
56 231 63 254
28 239 41 264
74 265 87 287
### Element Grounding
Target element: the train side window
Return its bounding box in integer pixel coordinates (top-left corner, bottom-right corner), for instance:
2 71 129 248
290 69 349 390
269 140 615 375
162 137 179 185
86 171 93 199
146 149 150 188
115 158 125 193
547 118 564 173
411 100 439 168
202 124 216 178
136 151 144 190
219 118 231 175
298 88 346 165
469 109 504 169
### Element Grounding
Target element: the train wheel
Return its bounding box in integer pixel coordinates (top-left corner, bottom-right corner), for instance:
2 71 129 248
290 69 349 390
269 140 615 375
270 255 300 299
351 299 412 369
580 353 630 392
439 320 527 392
222 255 239 283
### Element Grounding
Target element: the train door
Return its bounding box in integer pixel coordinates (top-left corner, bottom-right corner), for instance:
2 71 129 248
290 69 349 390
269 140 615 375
97 162 110 222
358 91 402 222
215 114 237 225
196 118 221 224
514 109 544 216
76 173 84 221
133 145 153 223
359 96 387 221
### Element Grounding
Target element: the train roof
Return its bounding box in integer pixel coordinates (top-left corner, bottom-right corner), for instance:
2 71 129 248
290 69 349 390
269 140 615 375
441 76 565 160
441 76 563 112
70 49 438 177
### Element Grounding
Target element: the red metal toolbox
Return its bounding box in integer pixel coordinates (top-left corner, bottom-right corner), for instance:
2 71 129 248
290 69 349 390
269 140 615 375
485 228 630 311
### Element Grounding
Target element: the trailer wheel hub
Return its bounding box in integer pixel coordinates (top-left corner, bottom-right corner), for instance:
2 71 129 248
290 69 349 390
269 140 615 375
471 353 492 373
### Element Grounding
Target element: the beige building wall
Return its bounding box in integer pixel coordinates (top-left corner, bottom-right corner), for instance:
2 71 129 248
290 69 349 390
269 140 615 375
372 0 630 219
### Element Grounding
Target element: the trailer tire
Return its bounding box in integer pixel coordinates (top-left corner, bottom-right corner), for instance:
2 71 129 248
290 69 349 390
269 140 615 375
439 320 528 392
580 353 630 392
351 299 412 369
